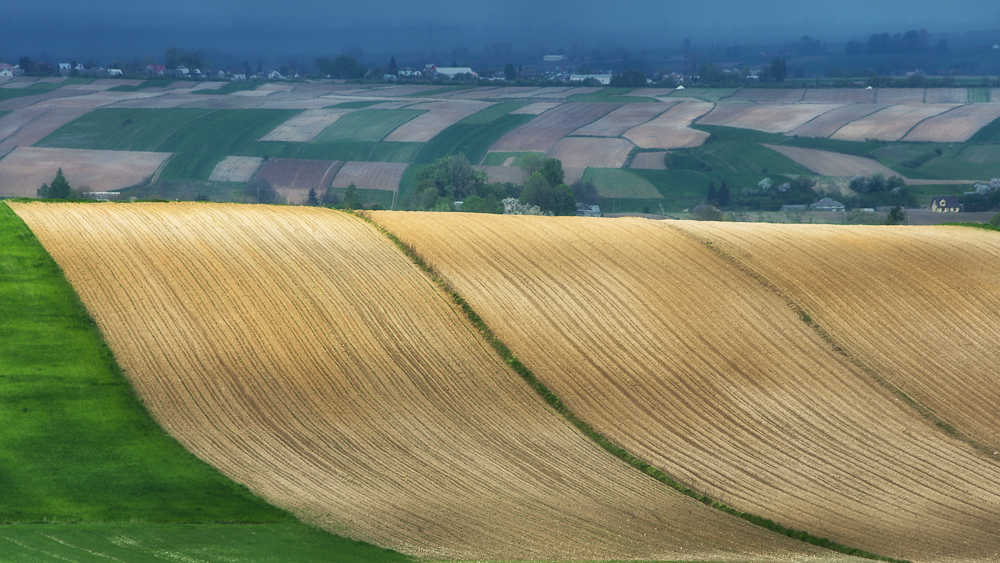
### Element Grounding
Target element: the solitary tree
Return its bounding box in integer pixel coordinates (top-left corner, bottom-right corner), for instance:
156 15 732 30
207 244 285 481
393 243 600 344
717 181 731 207
387 57 398 76
504 63 517 81
40 168 72 199
769 57 787 82
344 182 361 209
306 188 319 206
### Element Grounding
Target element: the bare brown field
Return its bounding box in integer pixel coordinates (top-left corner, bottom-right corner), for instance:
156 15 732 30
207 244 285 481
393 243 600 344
383 100 491 142
331 161 408 192
207 156 264 182
626 88 674 99
371 211 1000 563
571 102 674 137
110 93 206 109
255 158 342 203
546 137 634 169
488 102 619 152
833 103 959 141
0 146 169 197
902 103 1000 142
924 88 969 103
679 221 1000 451
11 202 863 562
802 89 877 103
763 144 903 178
875 88 926 103
259 109 350 142
729 89 806 102
698 103 843 133
0 107 90 155
0 89 91 112
788 104 890 138
622 101 715 149
629 151 668 169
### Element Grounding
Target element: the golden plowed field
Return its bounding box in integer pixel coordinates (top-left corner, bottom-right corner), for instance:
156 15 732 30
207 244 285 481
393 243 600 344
12 202 854 562
677 221 1000 450
370 211 1000 563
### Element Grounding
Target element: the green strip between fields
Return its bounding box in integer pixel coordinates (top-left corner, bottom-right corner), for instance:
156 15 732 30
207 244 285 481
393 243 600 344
359 210 910 563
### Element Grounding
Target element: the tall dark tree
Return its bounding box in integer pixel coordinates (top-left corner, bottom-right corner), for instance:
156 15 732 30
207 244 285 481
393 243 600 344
504 63 517 81
717 181 731 207
344 182 361 209
540 158 565 188
43 168 72 199
552 183 577 216
387 57 398 76
520 172 553 211
306 188 319 206
769 57 787 82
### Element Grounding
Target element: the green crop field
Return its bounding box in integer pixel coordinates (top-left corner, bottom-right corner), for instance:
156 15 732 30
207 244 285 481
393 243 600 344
0 523 413 563
584 168 662 199
107 79 176 92
628 169 715 211
370 141 424 162
695 142 813 176
37 108 214 151
329 186 395 208
968 116 1000 142
415 109 534 164
157 109 299 180
326 100 382 109
667 88 737 102
407 86 468 97
312 109 424 143
459 101 531 124
0 88 56 102
199 81 262 95
248 140 376 162
968 88 990 103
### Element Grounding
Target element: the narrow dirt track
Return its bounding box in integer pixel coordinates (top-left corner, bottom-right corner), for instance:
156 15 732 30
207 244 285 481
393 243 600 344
370 211 1000 563
677 222 1000 451
11 202 859 562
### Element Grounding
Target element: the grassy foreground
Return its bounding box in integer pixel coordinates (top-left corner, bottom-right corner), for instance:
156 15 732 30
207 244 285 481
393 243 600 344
0 202 413 561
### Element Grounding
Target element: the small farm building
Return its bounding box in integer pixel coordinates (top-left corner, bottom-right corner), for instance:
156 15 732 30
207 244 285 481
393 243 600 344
931 196 962 212
810 198 846 212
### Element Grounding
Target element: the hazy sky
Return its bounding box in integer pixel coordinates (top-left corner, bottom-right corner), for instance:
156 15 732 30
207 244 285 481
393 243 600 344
5 1 1000 60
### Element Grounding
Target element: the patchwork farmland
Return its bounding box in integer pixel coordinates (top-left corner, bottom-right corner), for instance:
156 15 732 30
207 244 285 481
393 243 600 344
3 80 1000 208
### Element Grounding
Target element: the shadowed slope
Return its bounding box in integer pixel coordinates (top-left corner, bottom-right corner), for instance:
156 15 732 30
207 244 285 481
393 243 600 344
370 211 1000 563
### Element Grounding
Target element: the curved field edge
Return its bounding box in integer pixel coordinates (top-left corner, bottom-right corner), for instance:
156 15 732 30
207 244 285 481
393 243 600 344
13 202 857 562
0 202 291 524
0 202 414 561
0 523 411 563
359 211 906 563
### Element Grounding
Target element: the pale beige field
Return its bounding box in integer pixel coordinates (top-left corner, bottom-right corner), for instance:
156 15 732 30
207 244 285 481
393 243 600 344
902 103 1000 142
546 137 634 169
802 89 877 103
622 100 714 149
383 100 491 142
832 103 958 141
571 103 673 137
924 88 969 103
371 211 1000 563
259 109 351 142
0 108 93 156
763 144 903 178
788 104 889 138
875 88 926 103
11 202 865 563
678 221 1000 450
207 156 264 182
698 103 843 133
489 102 619 152
474 165 525 185
0 147 170 197
629 151 669 169
331 161 408 191
508 101 562 114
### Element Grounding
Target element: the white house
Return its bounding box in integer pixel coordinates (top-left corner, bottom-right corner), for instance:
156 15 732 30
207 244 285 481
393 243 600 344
569 73 612 85
810 198 846 212
434 67 478 80
107 68 123 76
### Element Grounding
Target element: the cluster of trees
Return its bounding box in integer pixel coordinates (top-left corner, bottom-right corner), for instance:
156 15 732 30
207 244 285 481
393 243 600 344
315 55 368 79
845 30 947 55
961 178 1000 212
404 154 577 216
37 169 74 199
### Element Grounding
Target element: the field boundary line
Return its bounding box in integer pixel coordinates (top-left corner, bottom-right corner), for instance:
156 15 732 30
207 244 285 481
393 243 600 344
668 221 992 458
359 210 909 563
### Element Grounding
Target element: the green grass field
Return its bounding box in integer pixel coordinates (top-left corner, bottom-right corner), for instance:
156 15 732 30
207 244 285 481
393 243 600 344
157 110 299 180
406 86 468 97
37 108 214 151
370 141 424 162
968 88 990 103
329 187 395 208
0 88 58 102
695 142 813 176
584 168 662 199
0 523 412 563
667 88 737 102
414 103 535 164
247 140 376 162
107 79 176 92
326 100 382 109
198 81 262 95
968 116 1000 143
312 109 424 143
